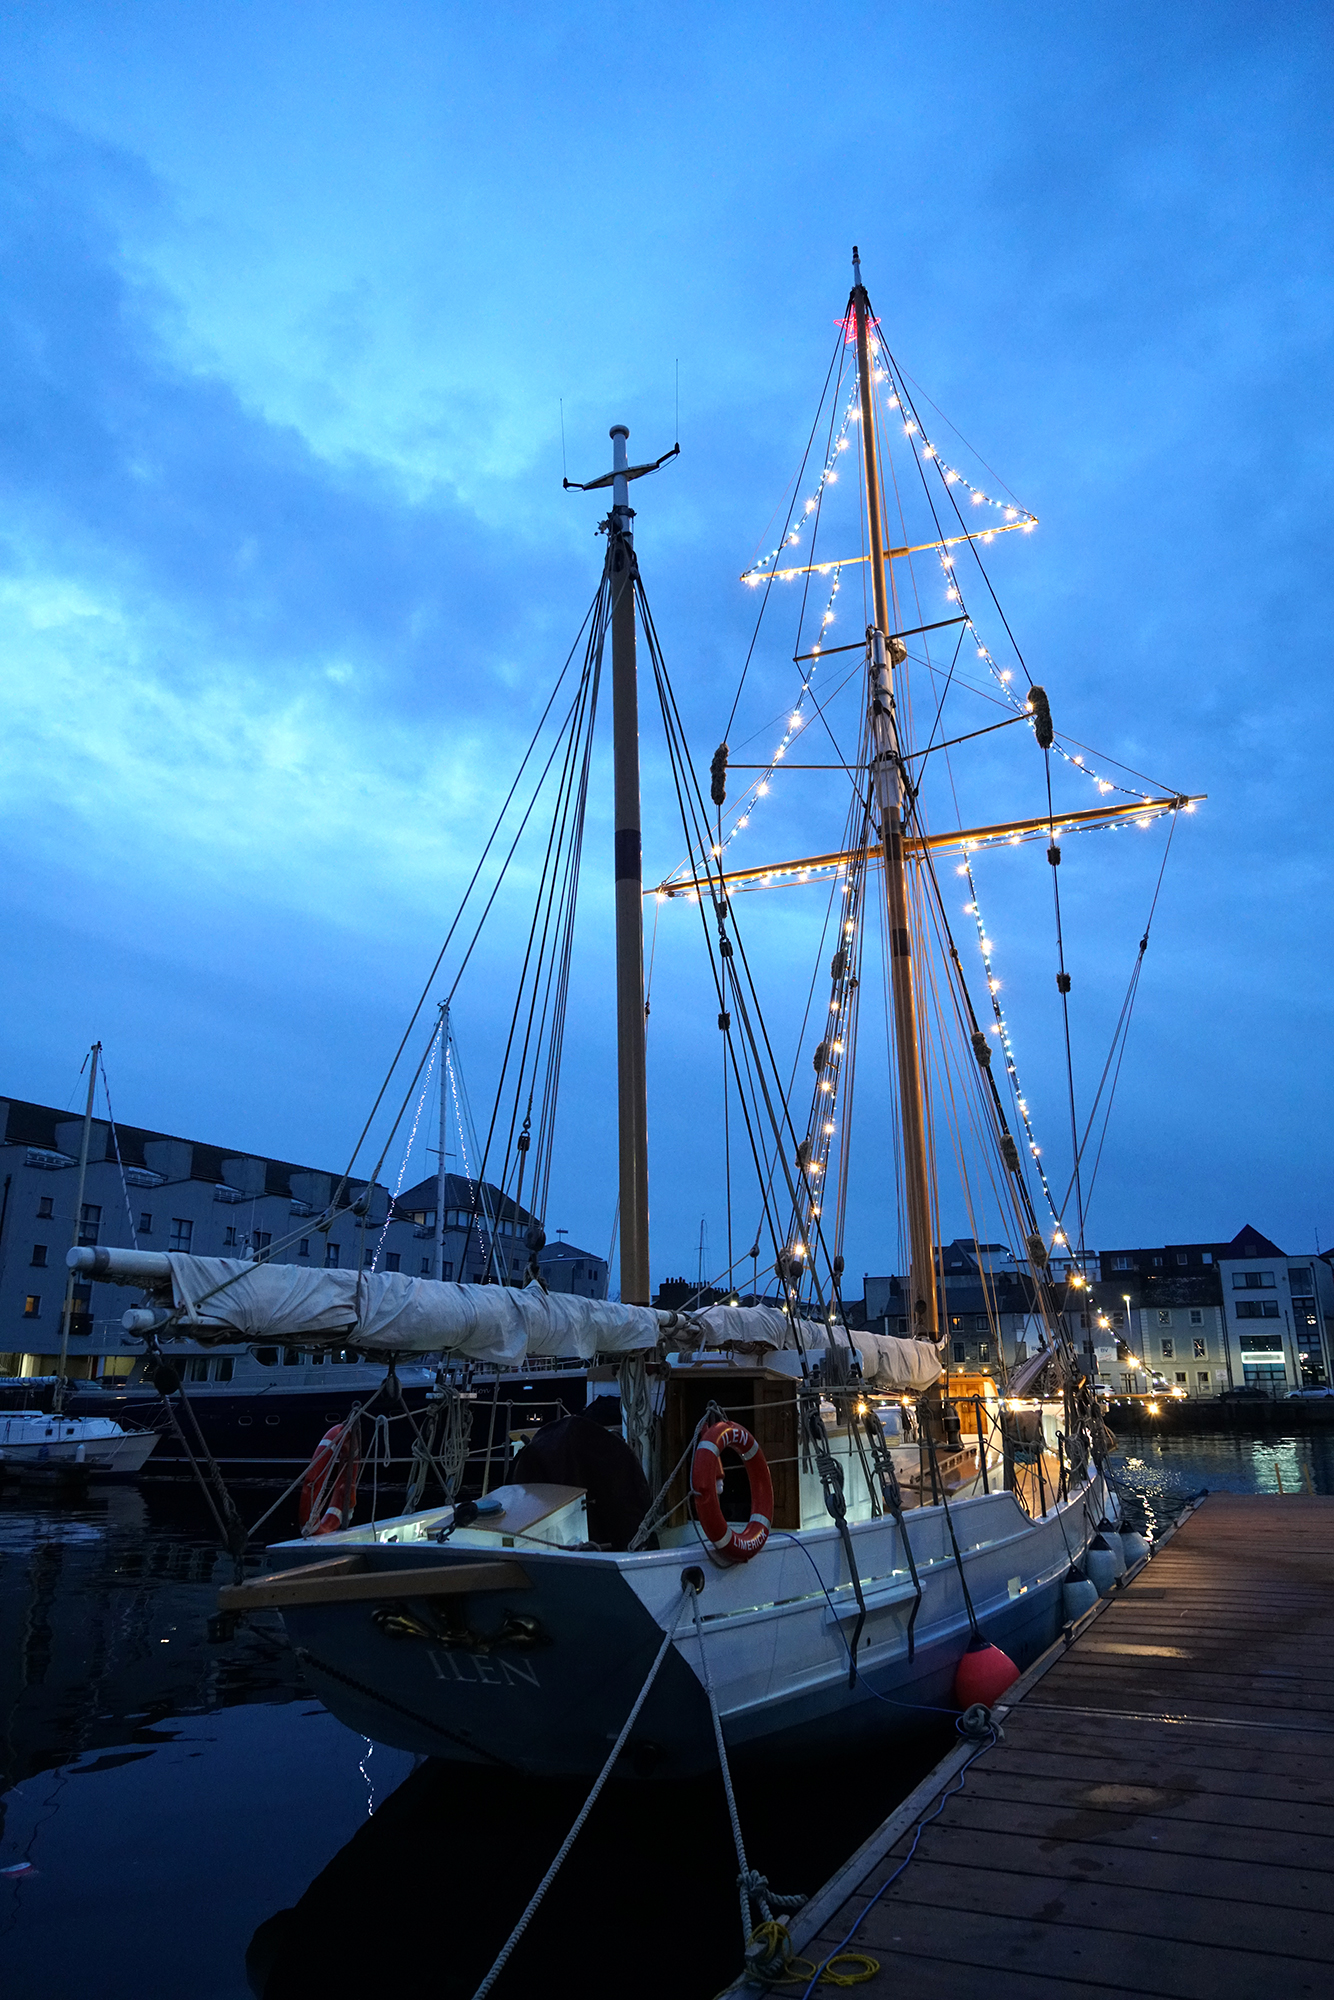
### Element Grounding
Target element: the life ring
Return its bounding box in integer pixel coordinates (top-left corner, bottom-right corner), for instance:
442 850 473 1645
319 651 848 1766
690 1420 774 1562
299 1422 361 1536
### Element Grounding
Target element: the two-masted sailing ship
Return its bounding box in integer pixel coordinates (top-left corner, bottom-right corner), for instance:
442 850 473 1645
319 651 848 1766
72 252 1194 1778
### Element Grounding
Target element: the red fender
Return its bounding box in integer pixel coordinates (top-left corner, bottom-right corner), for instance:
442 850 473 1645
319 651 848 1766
298 1423 361 1536
690 1420 774 1563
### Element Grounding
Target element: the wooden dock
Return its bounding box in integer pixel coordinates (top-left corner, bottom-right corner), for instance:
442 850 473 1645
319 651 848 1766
748 1494 1334 1999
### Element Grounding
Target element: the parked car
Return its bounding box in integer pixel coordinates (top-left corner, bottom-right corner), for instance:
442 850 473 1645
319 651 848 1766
1287 1386 1334 1401
1218 1386 1272 1403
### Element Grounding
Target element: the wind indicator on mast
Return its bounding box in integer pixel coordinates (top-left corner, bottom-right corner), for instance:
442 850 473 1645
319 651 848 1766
565 426 679 1305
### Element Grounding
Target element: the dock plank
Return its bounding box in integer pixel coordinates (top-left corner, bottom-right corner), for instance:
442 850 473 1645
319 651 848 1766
742 1496 1334 2000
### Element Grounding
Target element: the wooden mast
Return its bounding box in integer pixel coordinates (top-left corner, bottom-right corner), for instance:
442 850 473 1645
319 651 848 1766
851 250 938 1342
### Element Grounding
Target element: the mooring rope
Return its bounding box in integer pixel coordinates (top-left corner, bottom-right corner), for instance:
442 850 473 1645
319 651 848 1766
468 1583 695 2000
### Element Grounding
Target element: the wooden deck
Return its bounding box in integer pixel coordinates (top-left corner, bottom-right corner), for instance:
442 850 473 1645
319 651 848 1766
760 1494 1334 2000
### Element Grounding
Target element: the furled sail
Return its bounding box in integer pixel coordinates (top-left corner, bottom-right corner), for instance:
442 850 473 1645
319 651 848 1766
70 1248 943 1386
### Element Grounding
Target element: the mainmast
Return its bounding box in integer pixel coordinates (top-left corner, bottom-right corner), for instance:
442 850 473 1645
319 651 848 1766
851 250 939 1343
435 1001 448 1282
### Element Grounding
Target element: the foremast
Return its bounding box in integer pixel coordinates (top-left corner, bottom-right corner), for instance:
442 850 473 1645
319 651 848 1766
607 427 651 1306
851 250 939 1343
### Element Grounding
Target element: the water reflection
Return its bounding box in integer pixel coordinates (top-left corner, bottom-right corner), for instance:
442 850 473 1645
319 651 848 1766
0 1485 946 1998
1111 1423 1334 1536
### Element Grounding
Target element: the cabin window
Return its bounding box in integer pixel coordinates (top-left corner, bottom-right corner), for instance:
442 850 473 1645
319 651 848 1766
254 1347 279 1366
216 1358 234 1381
23 1295 40 1317
284 1349 302 1367
170 1219 193 1252
30 1244 47 1266
325 1243 340 1267
37 1196 53 1219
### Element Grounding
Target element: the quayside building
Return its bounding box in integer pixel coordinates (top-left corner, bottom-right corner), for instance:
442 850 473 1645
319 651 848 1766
0 1095 607 1379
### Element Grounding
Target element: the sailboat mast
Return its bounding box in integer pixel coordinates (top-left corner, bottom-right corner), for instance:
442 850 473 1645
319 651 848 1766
55 1040 101 1409
608 425 651 1305
435 1002 448 1282
851 251 939 1342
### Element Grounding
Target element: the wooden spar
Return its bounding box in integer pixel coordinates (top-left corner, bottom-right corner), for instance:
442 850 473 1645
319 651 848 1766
740 512 1036 584
651 795 1206 898
852 250 938 1344
216 1554 531 1612
607 426 651 1306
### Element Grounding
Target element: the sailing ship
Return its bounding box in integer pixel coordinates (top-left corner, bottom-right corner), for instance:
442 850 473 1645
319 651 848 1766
72 252 1194 1776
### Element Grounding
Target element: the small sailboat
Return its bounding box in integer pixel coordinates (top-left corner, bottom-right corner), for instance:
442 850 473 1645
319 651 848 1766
74 251 1192 1774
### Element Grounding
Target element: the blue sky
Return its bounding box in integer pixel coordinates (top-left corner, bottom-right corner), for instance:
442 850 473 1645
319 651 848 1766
1 2 1331 1284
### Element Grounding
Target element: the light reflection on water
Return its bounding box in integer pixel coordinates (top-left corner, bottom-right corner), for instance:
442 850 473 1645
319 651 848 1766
1110 1424 1334 1538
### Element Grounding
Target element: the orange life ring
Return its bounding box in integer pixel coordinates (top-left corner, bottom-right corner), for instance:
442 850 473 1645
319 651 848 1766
690 1420 774 1562
299 1422 361 1536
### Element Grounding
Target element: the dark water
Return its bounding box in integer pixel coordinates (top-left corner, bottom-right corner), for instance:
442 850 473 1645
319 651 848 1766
1109 1422 1334 1536
0 1483 948 1999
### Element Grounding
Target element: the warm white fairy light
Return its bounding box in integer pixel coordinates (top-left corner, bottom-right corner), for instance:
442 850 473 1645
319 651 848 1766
742 385 860 584
963 856 1066 1232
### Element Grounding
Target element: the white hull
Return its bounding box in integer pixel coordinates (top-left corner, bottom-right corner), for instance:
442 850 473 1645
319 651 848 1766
0 1414 161 1480
261 1467 1105 1777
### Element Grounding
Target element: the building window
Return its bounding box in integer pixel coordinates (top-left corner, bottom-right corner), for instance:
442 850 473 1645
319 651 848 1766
170 1218 193 1252
30 1244 47 1267
1112 1255 1132 1271
953 1342 966 1363
441 1260 453 1279
139 1211 153 1234
1236 1300 1281 1320
420 1257 431 1275
79 1202 102 1246
1152 1255 1163 1268
1175 1372 1187 1384
325 1243 340 1267
1238 1333 1284 1353
1194 1337 1207 1359
1202 1251 1213 1264
1157 1309 1172 1327
1233 1271 1275 1289
252 1231 272 1253
978 1342 990 1362
386 1252 401 1272
1289 1268 1312 1289
1197 1371 1210 1388
298 1239 310 1257
223 1226 237 1249
23 1294 40 1317
1161 1339 1174 1359
1176 1253 1188 1266
1189 1308 1203 1326
37 1195 54 1219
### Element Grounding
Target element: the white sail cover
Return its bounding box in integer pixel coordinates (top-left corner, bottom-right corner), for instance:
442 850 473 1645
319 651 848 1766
694 1304 944 1391
147 1256 943 1386
162 1256 662 1367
